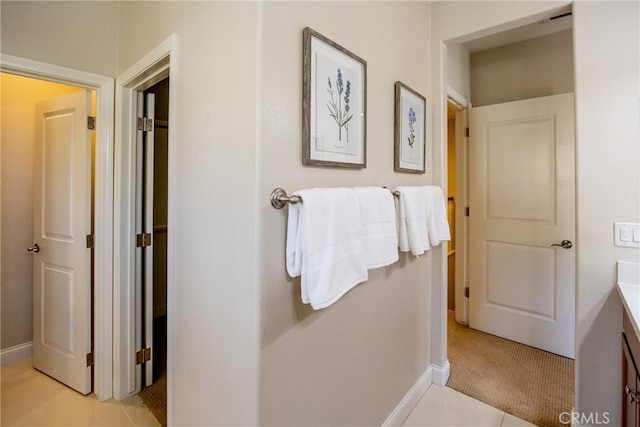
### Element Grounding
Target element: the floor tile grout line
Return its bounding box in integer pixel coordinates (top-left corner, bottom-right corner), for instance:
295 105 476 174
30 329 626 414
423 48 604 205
118 399 139 427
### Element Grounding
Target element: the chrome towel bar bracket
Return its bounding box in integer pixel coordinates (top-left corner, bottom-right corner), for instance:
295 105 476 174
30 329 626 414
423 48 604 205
271 188 302 209
270 187 400 210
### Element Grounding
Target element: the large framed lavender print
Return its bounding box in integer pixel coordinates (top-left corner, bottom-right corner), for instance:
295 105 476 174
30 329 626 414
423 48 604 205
303 27 367 168
394 81 426 174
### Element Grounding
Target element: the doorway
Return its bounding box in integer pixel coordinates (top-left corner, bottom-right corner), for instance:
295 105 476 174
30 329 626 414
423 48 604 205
0 60 113 400
113 37 175 425
446 97 465 324
1 72 95 393
444 12 576 426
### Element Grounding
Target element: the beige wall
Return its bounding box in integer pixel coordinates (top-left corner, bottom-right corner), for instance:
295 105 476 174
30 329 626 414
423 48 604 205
447 44 471 102
0 1 120 77
0 0 119 354
259 2 433 424
118 2 260 425
0 74 83 350
7 1 636 425
573 2 639 422
470 30 574 106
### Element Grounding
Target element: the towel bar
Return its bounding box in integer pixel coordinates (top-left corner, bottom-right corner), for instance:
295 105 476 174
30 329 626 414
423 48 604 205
270 187 400 209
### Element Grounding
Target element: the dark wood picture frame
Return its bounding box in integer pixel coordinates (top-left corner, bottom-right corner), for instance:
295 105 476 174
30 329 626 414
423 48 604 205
394 81 426 174
302 27 367 168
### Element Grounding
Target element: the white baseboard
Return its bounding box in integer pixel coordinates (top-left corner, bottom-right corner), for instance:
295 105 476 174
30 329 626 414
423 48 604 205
431 360 450 386
382 366 433 426
1 341 33 366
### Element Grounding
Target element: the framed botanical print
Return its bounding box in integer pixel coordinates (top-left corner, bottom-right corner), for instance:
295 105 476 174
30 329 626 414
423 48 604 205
394 81 426 173
302 27 367 168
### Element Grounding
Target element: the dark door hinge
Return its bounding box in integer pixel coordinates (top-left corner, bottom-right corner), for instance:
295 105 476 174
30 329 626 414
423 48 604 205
87 116 96 130
465 287 470 298
137 117 154 132
465 207 470 217
86 234 94 249
136 233 152 248
465 127 470 137
86 352 94 367
136 348 151 365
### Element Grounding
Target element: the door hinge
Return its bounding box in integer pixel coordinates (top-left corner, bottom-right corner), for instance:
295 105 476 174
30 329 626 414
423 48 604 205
87 116 96 130
86 352 94 367
465 287 470 298
137 117 154 132
86 234 94 249
465 207 470 217
136 233 152 248
465 127 470 137
136 348 151 365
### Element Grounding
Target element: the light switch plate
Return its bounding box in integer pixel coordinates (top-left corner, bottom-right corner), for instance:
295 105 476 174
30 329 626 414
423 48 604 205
615 222 640 248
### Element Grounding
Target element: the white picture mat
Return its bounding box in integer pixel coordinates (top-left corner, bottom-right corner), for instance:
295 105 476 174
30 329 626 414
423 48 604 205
398 87 425 171
310 36 365 164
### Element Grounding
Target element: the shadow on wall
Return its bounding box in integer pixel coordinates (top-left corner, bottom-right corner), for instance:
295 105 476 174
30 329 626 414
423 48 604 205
577 289 622 419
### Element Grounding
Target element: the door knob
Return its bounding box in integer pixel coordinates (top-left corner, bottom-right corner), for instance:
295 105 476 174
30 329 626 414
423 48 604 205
27 243 40 253
550 240 573 249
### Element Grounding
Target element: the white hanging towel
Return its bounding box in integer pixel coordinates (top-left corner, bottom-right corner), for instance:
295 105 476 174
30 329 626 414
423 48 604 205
353 187 399 269
286 188 369 309
394 186 430 256
394 186 451 256
425 186 451 246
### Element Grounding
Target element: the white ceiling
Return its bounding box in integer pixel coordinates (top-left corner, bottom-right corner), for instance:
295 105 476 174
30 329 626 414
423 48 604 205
463 8 573 53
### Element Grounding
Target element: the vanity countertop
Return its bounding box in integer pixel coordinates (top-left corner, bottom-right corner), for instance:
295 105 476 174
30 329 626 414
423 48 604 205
617 261 640 341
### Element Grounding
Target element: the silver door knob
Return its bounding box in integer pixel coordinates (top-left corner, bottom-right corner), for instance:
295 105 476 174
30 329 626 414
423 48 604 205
550 240 572 249
27 243 40 253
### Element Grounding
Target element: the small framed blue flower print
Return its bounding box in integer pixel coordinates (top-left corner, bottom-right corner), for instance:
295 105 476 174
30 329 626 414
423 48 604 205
303 27 367 168
394 81 426 174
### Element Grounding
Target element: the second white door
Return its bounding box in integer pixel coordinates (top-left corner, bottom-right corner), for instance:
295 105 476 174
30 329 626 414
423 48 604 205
32 90 93 393
468 93 575 358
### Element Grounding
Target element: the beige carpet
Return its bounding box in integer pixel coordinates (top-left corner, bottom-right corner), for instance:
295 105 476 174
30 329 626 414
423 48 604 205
447 311 574 427
138 373 167 427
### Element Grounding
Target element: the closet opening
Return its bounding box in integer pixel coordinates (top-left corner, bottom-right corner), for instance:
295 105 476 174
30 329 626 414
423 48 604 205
136 77 169 424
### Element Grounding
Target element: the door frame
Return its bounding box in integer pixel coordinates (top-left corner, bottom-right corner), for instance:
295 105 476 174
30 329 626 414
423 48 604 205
113 35 176 425
1 54 115 401
433 3 575 386
446 87 470 326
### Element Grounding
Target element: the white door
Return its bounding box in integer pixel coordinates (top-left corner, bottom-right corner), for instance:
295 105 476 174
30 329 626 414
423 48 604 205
32 91 93 394
143 92 155 386
468 93 575 358
135 92 155 389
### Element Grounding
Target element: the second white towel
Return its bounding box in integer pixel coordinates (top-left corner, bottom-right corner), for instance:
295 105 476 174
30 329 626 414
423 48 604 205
354 187 399 269
394 186 451 256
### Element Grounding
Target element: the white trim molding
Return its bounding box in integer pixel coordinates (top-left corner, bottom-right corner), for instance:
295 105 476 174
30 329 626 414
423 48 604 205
431 360 450 386
0 54 114 401
382 367 433 427
447 85 469 110
1 342 33 366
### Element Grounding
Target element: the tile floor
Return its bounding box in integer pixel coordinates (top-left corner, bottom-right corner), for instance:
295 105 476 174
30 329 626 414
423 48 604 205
1 359 160 426
402 385 536 427
2 359 535 426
